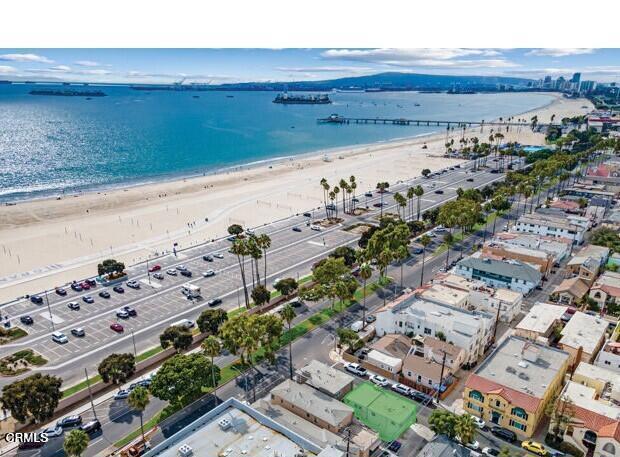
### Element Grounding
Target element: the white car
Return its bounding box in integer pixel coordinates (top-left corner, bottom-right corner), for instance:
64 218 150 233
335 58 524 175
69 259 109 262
482 448 500 457
166 269 177 276
51 331 68 344
213 253 224 259
390 383 412 396
456 436 480 450
370 374 390 387
310 224 322 231
41 425 63 438
202 270 216 277
470 415 486 429
114 389 130 400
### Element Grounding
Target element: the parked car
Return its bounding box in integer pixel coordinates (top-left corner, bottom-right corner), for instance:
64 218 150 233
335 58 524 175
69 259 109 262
20 315 34 325
80 419 102 434
365 315 376 323
387 441 402 452
42 425 64 438
80 281 91 290
114 390 130 400
456 436 480 450
148 264 161 272
292 227 302 232
203 270 216 277
521 441 549 456
203 255 214 262
410 390 434 404
208 298 223 307
116 309 129 319
153 272 164 280
30 295 43 304
482 448 500 457
68 301 80 310
18 439 45 450
490 426 517 443
390 383 411 396
56 287 67 296
466 178 474 182
370 374 390 387
166 269 177 276
434 190 444 194
82 295 94 304
52 331 69 344
303 212 312 218
70 282 83 292
213 253 224 259
310 224 322 231
57 415 82 428
122 306 137 316
470 415 486 429
110 323 124 333
71 328 85 337
99 290 111 298
126 280 140 289
364 192 373 197
113 285 125 293
344 363 367 377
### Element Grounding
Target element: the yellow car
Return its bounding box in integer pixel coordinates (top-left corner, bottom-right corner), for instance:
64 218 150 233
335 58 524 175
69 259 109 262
521 441 548 456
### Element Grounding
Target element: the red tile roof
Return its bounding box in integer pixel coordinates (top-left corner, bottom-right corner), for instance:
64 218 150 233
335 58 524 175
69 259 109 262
568 402 620 441
465 373 542 412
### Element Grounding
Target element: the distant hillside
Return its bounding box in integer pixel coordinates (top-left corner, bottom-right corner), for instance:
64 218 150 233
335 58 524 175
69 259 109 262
214 72 534 92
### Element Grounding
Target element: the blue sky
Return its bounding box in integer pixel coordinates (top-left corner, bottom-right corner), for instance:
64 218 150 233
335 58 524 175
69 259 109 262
1 48 619 84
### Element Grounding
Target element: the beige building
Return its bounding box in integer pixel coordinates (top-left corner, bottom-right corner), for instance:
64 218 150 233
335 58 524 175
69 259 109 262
558 312 609 367
514 302 567 344
567 255 602 286
297 360 355 399
482 241 554 277
590 271 620 310
271 379 354 434
551 277 590 305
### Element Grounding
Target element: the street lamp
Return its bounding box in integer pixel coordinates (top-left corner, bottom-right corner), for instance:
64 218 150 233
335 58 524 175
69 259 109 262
231 365 248 401
44 289 55 331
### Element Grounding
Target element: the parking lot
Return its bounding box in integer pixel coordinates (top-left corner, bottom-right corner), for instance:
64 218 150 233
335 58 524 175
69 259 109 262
0 158 519 387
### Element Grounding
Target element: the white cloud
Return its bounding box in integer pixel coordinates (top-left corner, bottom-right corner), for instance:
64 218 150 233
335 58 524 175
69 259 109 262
0 53 53 63
0 65 17 74
526 48 595 57
74 60 101 67
319 48 515 70
50 65 72 72
276 66 372 73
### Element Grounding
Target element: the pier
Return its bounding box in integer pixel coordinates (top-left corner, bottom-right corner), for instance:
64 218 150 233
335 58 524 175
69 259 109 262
317 115 545 128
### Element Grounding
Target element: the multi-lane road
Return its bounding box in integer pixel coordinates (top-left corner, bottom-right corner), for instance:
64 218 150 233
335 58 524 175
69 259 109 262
0 157 517 388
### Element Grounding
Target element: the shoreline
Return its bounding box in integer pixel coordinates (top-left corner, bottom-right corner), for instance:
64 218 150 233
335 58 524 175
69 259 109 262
1 92 559 206
0 93 593 302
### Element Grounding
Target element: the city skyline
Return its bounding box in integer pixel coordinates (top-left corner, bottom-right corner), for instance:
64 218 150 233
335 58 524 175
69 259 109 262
1 48 620 85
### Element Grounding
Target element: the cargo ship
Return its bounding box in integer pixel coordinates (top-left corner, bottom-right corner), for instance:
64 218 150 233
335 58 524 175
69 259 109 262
29 89 106 97
273 93 331 104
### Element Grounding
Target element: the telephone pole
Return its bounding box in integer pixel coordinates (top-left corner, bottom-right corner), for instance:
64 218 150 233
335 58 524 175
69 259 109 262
436 351 447 402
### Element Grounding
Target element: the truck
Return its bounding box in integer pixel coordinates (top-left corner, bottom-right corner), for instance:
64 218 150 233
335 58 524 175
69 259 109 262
181 283 201 298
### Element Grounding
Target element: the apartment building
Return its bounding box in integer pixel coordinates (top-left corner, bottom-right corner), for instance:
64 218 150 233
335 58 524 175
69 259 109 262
514 213 586 244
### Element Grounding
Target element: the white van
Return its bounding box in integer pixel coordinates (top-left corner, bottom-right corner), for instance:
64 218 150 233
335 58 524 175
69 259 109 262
172 319 195 330
51 331 68 344
181 283 201 298
350 321 364 332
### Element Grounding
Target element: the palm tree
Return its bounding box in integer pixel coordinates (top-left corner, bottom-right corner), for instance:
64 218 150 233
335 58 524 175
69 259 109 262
455 414 477 446
444 232 455 269
333 186 340 218
406 187 415 220
396 245 408 288
359 262 372 329
255 234 271 287
339 179 347 213
376 182 389 218
320 178 330 219
128 386 150 443
350 181 357 212
231 239 250 307
419 234 432 287
280 304 296 379
202 335 222 404
63 429 89 457
414 185 424 220
394 192 406 219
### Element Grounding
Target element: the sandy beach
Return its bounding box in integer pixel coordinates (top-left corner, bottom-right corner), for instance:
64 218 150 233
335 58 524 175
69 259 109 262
0 94 593 302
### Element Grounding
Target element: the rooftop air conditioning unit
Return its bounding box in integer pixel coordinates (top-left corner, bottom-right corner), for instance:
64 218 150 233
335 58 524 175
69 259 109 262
218 418 232 430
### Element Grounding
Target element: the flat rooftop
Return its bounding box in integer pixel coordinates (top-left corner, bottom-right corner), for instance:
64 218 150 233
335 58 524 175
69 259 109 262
515 302 567 334
419 284 470 306
298 360 354 396
562 381 620 419
475 336 569 399
559 311 608 354
149 404 311 457
574 361 618 386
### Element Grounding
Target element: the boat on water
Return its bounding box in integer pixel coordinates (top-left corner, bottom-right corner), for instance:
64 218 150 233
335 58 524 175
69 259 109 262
29 89 107 97
414 103 421 106
273 93 331 105
226 95 234 98
317 113 346 124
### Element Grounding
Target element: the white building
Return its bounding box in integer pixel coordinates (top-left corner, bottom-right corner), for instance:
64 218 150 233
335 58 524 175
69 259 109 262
375 294 495 365
493 232 571 264
595 323 620 374
454 253 542 295
514 213 586 245
514 302 567 344
559 312 609 366
431 273 523 322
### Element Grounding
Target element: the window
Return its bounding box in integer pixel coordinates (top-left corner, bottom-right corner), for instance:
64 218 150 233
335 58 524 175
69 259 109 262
467 402 483 413
509 419 527 432
424 327 432 335
417 375 422 382
495 400 501 408
602 443 615 455
511 407 528 420
469 390 484 402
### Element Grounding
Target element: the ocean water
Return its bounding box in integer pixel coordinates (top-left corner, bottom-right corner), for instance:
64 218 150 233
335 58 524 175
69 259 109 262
0 85 554 202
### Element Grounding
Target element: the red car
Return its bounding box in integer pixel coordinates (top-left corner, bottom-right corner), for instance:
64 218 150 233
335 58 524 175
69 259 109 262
148 264 161 273
110 323 124 333
80 281 91 290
